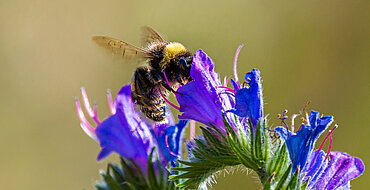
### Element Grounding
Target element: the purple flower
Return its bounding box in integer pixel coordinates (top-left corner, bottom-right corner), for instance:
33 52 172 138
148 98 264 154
176 49 235 133
301 150 365 189
226 69 263 129
275 111 333 171
275 110 365 188
75 84 187 172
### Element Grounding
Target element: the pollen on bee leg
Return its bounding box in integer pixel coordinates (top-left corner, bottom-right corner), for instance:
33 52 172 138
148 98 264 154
233 44 244 87
158 87 180 110
75 98 97 141
107 89 116 115
309 124 338 170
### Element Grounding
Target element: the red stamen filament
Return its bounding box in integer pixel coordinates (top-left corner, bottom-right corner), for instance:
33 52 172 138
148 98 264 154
75 98 98 141
308 125 338 170
223 76 232 87
107 89 116 115
165 135 180 158
297 124 303 131
158 87 180 110
81 87 100 125
162 71 172 88
233 44 244 86
216 86 236 94
325 133 333 161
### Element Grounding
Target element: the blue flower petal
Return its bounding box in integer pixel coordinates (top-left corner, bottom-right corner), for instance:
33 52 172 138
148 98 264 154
230 78 240 91
226 69 263 128
156 120 188 166
275 111 333 171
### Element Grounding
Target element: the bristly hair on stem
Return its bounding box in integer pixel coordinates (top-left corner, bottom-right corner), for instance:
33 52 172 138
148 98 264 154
170 113 309 190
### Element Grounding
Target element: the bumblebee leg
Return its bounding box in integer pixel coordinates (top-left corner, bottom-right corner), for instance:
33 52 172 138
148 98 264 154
160 81 183 95
132 66 167 122
175 73 185 86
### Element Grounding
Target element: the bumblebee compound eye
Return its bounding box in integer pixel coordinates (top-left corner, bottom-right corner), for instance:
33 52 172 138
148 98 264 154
179 58 187 69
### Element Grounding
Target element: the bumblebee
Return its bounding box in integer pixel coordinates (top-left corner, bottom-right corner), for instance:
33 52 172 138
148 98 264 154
92 27 192 122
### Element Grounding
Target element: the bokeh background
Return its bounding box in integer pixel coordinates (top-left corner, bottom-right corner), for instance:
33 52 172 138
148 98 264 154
0 0 369 189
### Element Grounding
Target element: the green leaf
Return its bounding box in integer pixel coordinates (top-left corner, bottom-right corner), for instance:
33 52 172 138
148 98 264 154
274 164 292 190
254 120 263 161
147 149 159 189
286 167 300 189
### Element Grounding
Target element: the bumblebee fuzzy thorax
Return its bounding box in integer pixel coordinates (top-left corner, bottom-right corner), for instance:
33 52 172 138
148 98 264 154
161 42 188 69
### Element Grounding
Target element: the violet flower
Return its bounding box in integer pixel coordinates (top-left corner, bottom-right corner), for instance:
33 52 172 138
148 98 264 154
176 49 235 133
176 46 264 134
301 150 365 189
75 84 187 172
275 111 364 188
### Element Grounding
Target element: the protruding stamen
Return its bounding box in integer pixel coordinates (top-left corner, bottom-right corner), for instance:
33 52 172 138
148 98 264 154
278 110 290 137
81 87 95 118
223 76 232 87
165 135 180 158
309 125 338 170
93 102 101 125
107 89 116 115
75 98 96 139
158 87 180 110
297 124 303 131
233 44 244 86
291 114 298 132
216 86 236 94
162 70 172 88
80 123 98 142
325 133 333 161
291 102 310 133
81 87 100 124
190 120 195 143
305 112 310 125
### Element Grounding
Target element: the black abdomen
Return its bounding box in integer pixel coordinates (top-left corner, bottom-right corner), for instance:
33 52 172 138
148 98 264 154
131 66 168 122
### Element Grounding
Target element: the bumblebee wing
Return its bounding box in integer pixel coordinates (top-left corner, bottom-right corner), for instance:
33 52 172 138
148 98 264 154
141 26 167 47
92 36 154 61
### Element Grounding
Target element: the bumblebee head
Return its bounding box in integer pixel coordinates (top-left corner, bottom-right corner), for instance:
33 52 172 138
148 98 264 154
178 57 192 75
162 42 189 69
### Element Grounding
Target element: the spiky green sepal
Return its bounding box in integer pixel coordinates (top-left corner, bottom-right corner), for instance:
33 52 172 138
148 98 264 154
170 124 240 189
172 113 308 189
95 149 178 190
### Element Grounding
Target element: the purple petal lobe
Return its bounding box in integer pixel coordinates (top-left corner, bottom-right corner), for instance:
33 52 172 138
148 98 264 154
95 84 155 171
311 152 365 190
176 49 234 133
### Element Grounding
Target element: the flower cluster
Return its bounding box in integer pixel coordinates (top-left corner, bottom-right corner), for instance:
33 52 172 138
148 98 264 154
76 84 187 175
76 47 364 189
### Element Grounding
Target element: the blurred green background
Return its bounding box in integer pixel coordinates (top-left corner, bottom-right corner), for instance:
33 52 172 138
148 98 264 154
0 0 369 189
